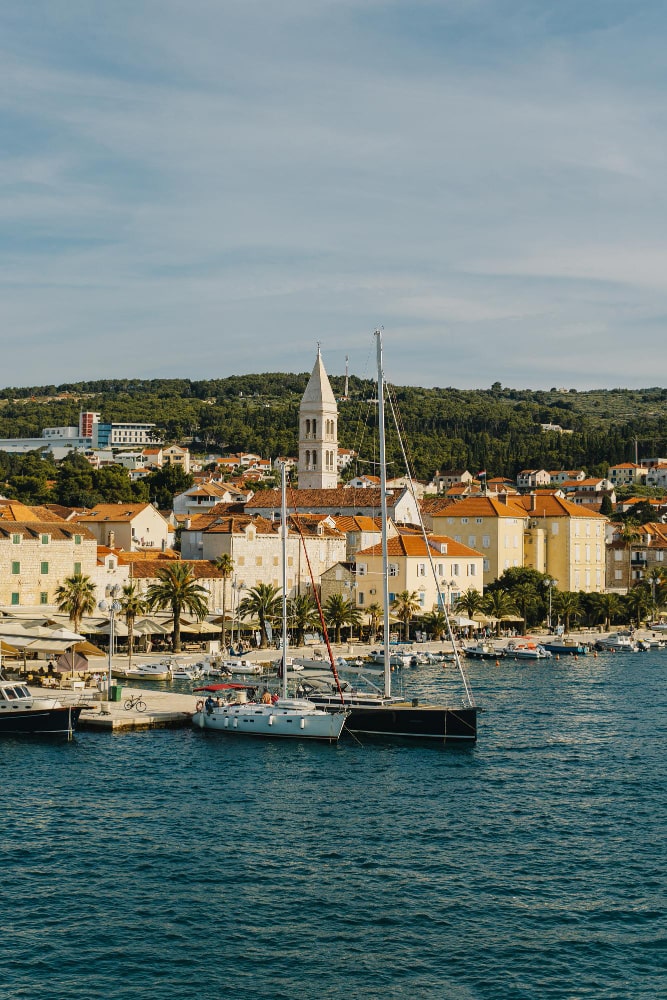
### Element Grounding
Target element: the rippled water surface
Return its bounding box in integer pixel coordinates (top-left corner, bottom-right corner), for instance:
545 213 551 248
2 652 665 1000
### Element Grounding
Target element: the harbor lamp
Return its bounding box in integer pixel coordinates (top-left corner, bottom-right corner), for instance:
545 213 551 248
99 584 122 699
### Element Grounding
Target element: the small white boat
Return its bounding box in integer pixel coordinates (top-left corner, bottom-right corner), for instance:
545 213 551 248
463 641 498 660
220 658 263 676
503 639 552 660
113 662 172 681
594 633 639 653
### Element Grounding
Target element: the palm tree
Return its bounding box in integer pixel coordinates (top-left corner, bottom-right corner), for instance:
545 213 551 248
645 567 667 617
238 583 282 648
288 593 319 647
483 590 519 636
510 581 540 630
145 562 210 652
323 593 362 644
455 588 485 619
421 607 448 640
55 572 97 634
391 590 421 642
552 590 582 633
213 554 234 652
366 601 383 642
120 582 147 668
618 521 641 586
625 583 651 627
589 591 622 630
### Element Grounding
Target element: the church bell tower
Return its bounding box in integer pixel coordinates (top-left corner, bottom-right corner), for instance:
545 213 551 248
298 347 338 490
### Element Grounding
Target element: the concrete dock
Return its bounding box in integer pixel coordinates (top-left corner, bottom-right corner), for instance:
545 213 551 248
72 686 200 732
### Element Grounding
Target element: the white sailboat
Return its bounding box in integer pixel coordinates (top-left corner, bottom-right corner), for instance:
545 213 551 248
192 465 347 742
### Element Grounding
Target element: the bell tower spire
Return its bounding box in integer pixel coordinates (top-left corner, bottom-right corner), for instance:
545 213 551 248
298 347 338 489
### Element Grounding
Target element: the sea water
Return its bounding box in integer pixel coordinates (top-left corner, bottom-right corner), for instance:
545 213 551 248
1 650 664 1000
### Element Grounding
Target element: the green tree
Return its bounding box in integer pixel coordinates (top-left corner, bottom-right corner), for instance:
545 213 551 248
421 607 448 640
238 583 282 648
120 582 147 668
323 593 362 644
600 494 614 517
391 590 422 641
145 562 209 652
553 590 582 633
213 554 234 652
624 583 652 626
455 588 485 619
55 452 97 507
589 592 622 630
365 601 383 641
483 590 519 635
287 593 319 647
146 465 194 509
55 572 97 633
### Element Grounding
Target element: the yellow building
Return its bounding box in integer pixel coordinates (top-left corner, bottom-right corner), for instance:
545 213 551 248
354 534 483 614
516 492 607 592
422 495 528 587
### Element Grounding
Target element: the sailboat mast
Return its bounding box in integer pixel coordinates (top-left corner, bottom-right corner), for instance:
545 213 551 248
375 329 392 699
281 462 288 700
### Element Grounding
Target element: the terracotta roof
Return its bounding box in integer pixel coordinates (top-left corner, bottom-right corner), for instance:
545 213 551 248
430 495 527 518
356 533 482 559
0 500 67 523
73 502 160 523
127 559 225 579
246 487 402 510
330 515 382 533
0 521 97 541
203 513 344 539
514 494 607 518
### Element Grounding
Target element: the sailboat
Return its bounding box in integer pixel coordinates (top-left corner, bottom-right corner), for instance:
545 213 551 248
303 331 479 743
192 465 347 742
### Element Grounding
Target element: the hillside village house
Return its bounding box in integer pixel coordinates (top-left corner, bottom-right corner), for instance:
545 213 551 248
0 501 97 611
71 502 171 552
607 463 647 487
179 511 346 599
549 470 586 484
173 482 250 515
433 470 475 494
353 534 484 615
516 469 551 490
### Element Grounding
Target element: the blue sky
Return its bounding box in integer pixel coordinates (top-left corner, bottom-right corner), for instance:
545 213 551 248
2 0 667 390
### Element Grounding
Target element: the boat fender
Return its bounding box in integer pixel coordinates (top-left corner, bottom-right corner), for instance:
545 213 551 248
196 700 204 713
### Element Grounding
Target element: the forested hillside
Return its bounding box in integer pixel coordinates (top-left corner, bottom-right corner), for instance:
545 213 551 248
1 375 666 483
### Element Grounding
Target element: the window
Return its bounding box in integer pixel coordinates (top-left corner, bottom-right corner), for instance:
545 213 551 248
74 562 81 575
237 556 245 566
614 550 623 561
12 533 20 544
482 535 490 548
469 564 476 576
41 534 49 545
419 592 426 607
41 562 49 575
452 563 460 576
388 563 399 577
255 557 263 566
552 523 559 535
11 593 19 605
357 591 365 605
74 534 82 545
574 545 580 562
417 563 426 576
388 592 396 603
468 536 476 548
11 561 20 575
461 517 469 525
483 559 490 572
40 592 48 605
475 518 483 524
357 563 367 577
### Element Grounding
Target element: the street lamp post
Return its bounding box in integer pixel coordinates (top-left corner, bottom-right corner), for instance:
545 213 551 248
99 584 122 700
545 578 557 630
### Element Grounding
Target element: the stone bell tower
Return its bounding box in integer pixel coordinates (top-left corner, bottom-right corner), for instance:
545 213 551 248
298 347 338 490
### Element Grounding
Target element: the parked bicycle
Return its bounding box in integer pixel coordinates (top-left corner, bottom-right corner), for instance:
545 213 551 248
123 694 147 712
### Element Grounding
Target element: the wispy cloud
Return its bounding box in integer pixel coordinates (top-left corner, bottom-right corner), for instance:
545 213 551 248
1 1 666 388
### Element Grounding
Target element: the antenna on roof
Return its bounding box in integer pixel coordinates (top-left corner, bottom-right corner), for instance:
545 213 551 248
344 355 349 400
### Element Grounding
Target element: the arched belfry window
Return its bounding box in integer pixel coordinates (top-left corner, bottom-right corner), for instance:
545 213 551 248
312 418 317 437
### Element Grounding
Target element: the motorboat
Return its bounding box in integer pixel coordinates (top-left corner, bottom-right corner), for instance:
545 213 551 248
368 648 412 667
220 658 263 676
594 633 639 653
503 639 553 660
0 675 84 736
462 641 499 660
113 662 172 681
541 638 588 656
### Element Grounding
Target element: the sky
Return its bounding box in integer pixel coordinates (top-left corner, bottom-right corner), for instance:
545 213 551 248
2 0 667 391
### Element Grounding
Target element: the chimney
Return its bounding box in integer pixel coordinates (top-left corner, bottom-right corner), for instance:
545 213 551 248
498 492 508 505
107 530 115 548
530 493 537 512
185 517 191 529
